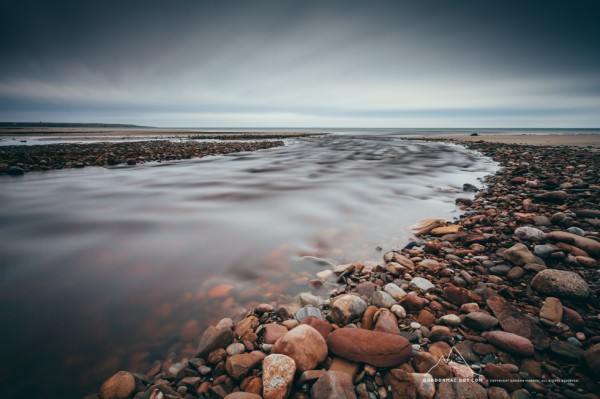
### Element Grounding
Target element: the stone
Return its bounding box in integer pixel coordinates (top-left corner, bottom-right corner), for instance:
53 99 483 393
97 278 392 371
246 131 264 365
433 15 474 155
409 277 435 293
356 281 377 298
225 393 262 399
440 314 461 327
416 309 436 327
374 309 400 334
295 305 324 322
506 267 524 280
411 373 436 399
99 371 135 399
442 285 471 306
449 361 474 380
484 363 521 392
546 231 600 257
534 190 568 203
362 305 378 329
390 304 407 319
486 296 549 350
401 292 428 311
431 225 462 235
263 323 289 344
514 226 546 242
197 325 235 357
549 340 583 363
327 328 412 367
463 312 498 331
372 290 397 309
487 387 510 399
236 316 259 338
301 316 333 339
389 368 417 399
298 292 322 307
539 297 562 323
383 283 406 301
6 166 25 175
433 382 455 399
226 351 266 379
519 359 541 378
331 295 368 325
329 357 360 380
460 303 480 313
411 219 446 236
577 256 597 268
533 244 555 258
311 371 357 399
482 331 534 357
582 344 600 376
413 351 453 379
562 306 584 331
531 269 590 300
272 325 328 372
226 343 246 356
502 243 543 266
454 380 487 399
262 354 296 399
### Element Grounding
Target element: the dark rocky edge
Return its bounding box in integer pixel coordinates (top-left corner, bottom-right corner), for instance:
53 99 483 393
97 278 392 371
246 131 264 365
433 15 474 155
186 133 325 140
91 140 599 399
0 140 284 175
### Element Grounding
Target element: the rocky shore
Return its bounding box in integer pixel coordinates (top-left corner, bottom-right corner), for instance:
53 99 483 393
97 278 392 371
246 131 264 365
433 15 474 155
91 139 599 399
0 140 284 175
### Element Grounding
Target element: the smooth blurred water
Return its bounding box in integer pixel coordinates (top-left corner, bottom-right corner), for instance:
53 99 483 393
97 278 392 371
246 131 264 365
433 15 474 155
0 135 497 398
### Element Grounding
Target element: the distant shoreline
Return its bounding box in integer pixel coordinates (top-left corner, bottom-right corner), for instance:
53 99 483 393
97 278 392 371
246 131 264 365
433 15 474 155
410 134 600 148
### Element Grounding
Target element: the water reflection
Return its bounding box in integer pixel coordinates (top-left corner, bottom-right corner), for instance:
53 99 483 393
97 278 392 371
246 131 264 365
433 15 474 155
0 136 497 398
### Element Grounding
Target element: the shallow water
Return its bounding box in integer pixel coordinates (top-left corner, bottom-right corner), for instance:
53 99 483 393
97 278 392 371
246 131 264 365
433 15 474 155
0 136 497 398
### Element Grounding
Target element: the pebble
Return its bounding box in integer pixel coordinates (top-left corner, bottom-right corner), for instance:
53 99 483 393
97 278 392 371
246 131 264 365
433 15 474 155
311 371 357 399
272 325 328 372
99 371 135 399
262 354 296 399
371 290 396 309
330 295 368 324
482 331 534 357
463 312 499 331
531 269 590 299
409 277 435 293
440 314 461 327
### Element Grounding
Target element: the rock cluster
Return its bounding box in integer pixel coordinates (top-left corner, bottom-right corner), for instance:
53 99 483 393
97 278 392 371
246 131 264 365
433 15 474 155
92 140 600 399
0 140 284 174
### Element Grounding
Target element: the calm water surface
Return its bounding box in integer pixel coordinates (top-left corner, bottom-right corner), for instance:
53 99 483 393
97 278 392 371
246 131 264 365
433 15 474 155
0 136 497 398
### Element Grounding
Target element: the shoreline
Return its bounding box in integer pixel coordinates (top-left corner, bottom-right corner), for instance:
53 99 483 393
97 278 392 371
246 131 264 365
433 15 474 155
90 139 599 399
412 134 600 148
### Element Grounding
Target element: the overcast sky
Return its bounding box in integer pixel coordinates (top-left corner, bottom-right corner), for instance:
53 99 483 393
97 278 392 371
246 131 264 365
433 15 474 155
1 0 599 127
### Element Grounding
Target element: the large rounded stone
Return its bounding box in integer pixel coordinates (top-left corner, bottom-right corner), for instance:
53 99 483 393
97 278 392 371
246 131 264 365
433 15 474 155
226 351 266 380
197 324 235 357
463 312 498 331
372 290 396 308
331 294 368 325
482 331 534 357
272 325 328 372
514 227 546 242
531 269 590 300
326 328 412 367
582 343 600 376
99 371 136 399
502 243 543 266
389 368 417 399
310 371 357 399
262 354 296 399
546 231 600 257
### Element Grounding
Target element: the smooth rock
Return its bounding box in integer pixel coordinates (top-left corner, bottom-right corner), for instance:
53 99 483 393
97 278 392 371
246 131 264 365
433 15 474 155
327 328 412 367
531 269 590 300
549 340 583 363
502 243 543 266
442 285 471 306
411 373 436 399
389 368 417 399
299 256 337 269
225 393 262 399
311 371 357 399
413 351 453 379
329 357 360 380
6 166 24 176
440 314 461 327
262 354 296 399
463 312 498 331
197 325 235 357
384 283 407 300
301 316 333 339
362 305 378 329
482 331 534 357
411 219 446 236
226 351 266 379
331 295 368 325
582 343 600 376
263 323 289 344
374 309 400 334
539 297 563 323
533 244 555 258
99 371 135 399
534 190 568 203
390 304 407 319
401 292 427 311
514 227 546 242
409 277 435 293
431 225 462 235
372 290 397 309
484 363 521 392
486 296 549 350
272 325 328 372
295 305 324 322
356 282 377 298
226 343 246 356
546 231 600 257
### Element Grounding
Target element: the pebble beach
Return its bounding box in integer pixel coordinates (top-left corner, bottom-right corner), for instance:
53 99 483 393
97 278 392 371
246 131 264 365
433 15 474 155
84 135 600 399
